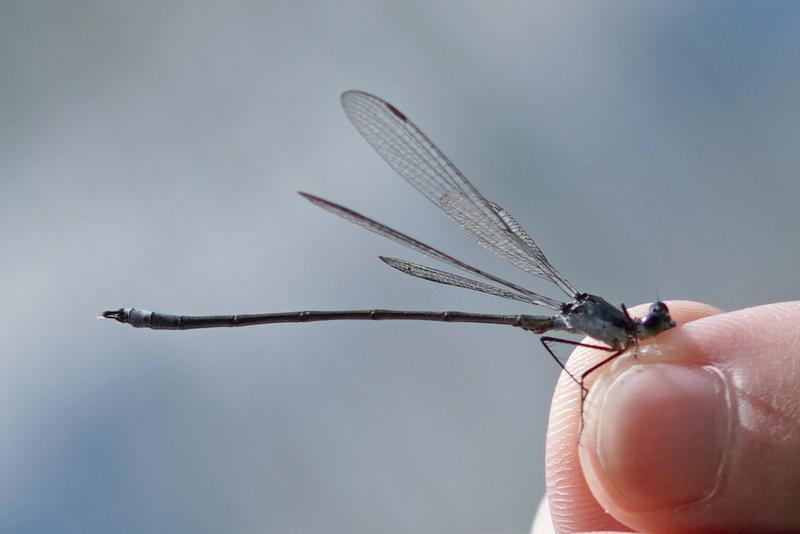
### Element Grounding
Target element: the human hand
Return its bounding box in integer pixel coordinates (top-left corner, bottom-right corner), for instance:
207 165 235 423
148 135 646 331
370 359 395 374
532 301 800 533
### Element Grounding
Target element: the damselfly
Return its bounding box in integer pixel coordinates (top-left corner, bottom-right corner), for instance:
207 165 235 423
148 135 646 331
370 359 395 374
102 90 676 397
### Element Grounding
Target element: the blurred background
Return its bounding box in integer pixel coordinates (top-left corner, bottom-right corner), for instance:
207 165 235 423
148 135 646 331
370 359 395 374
3 1 800 532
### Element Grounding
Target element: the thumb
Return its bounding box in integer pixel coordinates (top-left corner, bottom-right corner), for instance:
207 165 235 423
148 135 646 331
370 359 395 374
578 301 800 532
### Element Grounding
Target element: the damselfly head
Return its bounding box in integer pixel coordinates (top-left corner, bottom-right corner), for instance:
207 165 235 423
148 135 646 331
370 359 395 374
634 301 676 340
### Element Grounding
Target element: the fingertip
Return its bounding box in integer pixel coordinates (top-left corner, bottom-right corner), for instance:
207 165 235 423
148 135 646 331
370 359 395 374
577 301 800 532
543 300 722 532
579 364 732 510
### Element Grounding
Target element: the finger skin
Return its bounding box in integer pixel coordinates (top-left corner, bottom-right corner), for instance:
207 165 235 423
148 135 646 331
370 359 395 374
546 301 800 533
544 301 720 533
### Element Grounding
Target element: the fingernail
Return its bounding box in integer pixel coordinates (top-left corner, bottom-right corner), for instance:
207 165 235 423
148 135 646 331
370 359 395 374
590 364 731 510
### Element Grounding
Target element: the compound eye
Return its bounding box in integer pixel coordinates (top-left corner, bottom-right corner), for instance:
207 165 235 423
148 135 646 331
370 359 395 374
651 301 668 315
643 315 660 329
638 313 669 338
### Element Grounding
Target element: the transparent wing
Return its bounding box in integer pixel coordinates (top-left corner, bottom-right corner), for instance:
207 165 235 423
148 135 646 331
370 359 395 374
341 90 579 297
300 192 563 310
379 256 548 306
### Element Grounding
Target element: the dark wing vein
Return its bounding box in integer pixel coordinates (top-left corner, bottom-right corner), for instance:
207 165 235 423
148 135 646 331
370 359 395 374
300 192 563 310
380 256 549 306
340 90 578 297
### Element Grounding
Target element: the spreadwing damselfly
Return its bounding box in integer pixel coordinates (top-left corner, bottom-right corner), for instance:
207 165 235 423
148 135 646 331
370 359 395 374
103 90 676 396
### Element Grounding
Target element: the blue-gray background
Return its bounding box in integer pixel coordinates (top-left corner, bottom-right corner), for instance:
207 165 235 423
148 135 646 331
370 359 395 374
3 2 799 532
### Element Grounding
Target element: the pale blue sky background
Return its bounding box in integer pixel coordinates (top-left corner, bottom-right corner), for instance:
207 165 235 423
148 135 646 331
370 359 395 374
2 1 800 532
